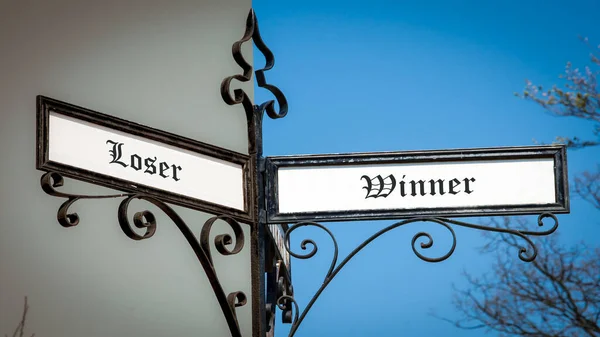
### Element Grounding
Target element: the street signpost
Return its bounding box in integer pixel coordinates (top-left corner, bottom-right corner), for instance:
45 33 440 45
36 97 570 337
31 8 570 337
266 146 568 223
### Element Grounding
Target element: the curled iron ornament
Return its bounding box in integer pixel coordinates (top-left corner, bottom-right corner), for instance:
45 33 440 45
40 172 247 337
277 214 559 337
41 172 133 227
276 260 294 324
220 9 288 120
276 295 299 326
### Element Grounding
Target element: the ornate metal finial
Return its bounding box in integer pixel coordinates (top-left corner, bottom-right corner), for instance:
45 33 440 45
221 9 288 121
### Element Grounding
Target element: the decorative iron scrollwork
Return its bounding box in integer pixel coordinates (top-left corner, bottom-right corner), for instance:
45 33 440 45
221 8 288 121
275 214 559 337
40 171 248 337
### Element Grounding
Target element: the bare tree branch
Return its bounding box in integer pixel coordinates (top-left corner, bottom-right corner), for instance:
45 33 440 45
516 37 600 151
447 38 600 336
449 228 600 337
5 297 35 337
574 165 600 209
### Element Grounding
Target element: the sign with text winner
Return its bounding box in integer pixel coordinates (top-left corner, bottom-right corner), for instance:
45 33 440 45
265 146 569 223
37 96 251 222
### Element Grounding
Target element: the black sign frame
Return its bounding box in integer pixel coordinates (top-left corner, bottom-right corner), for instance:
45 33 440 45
265 145 569 223
37 95 253 223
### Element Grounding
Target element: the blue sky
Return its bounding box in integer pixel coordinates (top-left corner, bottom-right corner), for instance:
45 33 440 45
253 1 600 336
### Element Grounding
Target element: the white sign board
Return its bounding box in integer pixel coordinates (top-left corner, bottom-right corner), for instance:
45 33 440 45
37 96 251 221
266 146 569 223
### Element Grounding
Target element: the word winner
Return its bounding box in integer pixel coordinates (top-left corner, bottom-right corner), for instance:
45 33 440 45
361 174 476 199
106 140 182 181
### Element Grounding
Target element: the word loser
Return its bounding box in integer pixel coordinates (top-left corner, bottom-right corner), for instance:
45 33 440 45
361 174 476 199
106 140 182 181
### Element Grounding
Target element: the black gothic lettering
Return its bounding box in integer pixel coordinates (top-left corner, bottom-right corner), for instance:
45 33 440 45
106 140 128 167
172 165 182 181
399 175 407 197
429 179 445 196
410 180 427 197
361 175 396 198
464 177 476 194
360 174 476 199
144 157 157 175
159 162 170 178
130 154 142 171
449 178 461 195
104 139 183 182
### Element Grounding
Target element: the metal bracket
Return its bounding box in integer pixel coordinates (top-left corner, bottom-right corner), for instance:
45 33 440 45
271 214 560 337
39 172 248 337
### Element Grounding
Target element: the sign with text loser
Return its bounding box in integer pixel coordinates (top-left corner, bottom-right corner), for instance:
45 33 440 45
37 96 251 221
265 146 569 223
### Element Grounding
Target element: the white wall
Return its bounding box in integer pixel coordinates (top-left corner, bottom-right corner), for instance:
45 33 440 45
0 1 255 336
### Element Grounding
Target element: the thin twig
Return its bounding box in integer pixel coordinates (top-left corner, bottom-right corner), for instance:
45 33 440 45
6 297 34 337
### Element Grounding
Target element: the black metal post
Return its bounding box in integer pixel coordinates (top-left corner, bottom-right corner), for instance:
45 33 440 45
220 8 289 337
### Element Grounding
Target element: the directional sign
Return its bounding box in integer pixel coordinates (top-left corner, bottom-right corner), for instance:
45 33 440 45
265 146 569 223
37 96 251 221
